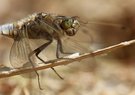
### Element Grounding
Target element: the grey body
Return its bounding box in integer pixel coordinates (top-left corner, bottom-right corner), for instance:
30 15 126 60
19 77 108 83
0 13 79 41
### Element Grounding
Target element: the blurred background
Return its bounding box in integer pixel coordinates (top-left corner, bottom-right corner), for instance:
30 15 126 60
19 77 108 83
0 0 135 95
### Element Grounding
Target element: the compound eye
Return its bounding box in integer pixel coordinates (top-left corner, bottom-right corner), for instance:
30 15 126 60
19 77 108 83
72 20 80 29
65 28 76 36
61 19 73 30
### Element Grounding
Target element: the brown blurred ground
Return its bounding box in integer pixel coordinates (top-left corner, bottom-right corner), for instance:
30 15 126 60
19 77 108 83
0 0 135 95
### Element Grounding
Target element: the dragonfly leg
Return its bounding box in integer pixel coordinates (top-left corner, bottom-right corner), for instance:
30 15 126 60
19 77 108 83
28 51 43 90
56 38 74 58
34 40 64 80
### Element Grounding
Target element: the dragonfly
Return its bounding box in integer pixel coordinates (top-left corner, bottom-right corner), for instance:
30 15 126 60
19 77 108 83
0 12 81 90
0 12 125 90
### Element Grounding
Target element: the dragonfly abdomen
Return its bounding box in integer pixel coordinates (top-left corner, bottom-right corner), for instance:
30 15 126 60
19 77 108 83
0 23 16 38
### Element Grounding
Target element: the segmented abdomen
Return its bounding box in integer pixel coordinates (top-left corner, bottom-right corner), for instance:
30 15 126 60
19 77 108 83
0 23 16 38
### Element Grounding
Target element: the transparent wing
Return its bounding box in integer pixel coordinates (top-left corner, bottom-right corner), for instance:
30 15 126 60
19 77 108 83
63 20 127 52
10 27 33 68
60 23 99 55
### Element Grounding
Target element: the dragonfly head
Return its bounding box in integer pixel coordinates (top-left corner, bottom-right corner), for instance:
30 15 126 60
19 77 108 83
60 17 80 36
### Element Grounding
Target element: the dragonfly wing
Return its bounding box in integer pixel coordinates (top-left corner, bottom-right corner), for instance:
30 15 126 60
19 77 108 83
62 27 94 54
10 28 34 68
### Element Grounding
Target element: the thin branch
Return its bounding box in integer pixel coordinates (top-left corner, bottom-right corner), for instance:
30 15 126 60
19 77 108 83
0 39 135 78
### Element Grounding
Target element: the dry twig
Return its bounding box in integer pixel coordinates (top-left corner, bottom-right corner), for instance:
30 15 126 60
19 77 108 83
0 39 135 78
